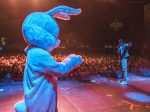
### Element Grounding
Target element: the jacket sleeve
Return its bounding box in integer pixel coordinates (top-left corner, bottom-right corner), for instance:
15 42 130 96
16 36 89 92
117 47 122 56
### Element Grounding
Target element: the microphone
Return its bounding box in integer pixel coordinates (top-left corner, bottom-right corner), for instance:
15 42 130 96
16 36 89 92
127 42 132 47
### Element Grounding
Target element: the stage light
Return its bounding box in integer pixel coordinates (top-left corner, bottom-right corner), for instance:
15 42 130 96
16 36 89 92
125 92 150 103
9 0 18 6
31 0 40 5
101 0 116 3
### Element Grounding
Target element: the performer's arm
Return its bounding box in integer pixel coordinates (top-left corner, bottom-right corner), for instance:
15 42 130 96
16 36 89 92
121 42 132 57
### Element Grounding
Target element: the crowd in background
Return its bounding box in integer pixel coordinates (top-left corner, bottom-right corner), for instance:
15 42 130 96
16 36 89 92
0 53 150 81
0 54 26 81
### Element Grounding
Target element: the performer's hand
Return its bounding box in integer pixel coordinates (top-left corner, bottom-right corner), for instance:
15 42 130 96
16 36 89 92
128 42 132 47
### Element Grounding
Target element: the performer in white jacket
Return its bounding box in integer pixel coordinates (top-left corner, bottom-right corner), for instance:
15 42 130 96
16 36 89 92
117 39 132 85
14 5 82 112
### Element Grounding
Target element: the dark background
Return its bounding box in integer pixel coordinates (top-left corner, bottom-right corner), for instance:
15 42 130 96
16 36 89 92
0 0 149 55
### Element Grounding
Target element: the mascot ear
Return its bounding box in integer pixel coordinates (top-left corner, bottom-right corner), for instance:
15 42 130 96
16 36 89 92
53 12 71 20
46 5 82 20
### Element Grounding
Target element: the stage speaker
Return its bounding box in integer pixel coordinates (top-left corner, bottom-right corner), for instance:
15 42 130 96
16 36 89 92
77 72 92 83
136 68 150 77
100 70 119 79
0 73 13 83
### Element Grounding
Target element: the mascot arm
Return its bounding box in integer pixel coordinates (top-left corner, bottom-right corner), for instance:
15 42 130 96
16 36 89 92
29 49 82 76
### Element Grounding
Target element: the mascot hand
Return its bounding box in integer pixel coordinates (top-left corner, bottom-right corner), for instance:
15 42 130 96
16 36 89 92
68 54 83 65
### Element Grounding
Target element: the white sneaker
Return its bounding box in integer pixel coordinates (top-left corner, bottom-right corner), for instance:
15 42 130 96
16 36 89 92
90 79 96 83
119 80 128 85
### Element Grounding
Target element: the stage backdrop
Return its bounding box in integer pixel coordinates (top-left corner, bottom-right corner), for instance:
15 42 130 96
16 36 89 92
0 0 148 55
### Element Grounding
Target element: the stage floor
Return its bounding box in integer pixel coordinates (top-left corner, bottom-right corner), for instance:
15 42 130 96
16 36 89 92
0 73 150 112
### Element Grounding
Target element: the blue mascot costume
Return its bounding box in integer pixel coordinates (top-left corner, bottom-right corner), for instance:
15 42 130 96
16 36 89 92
14 5 82 112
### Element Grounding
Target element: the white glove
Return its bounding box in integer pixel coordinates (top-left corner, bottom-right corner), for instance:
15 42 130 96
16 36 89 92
67 54 83 65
